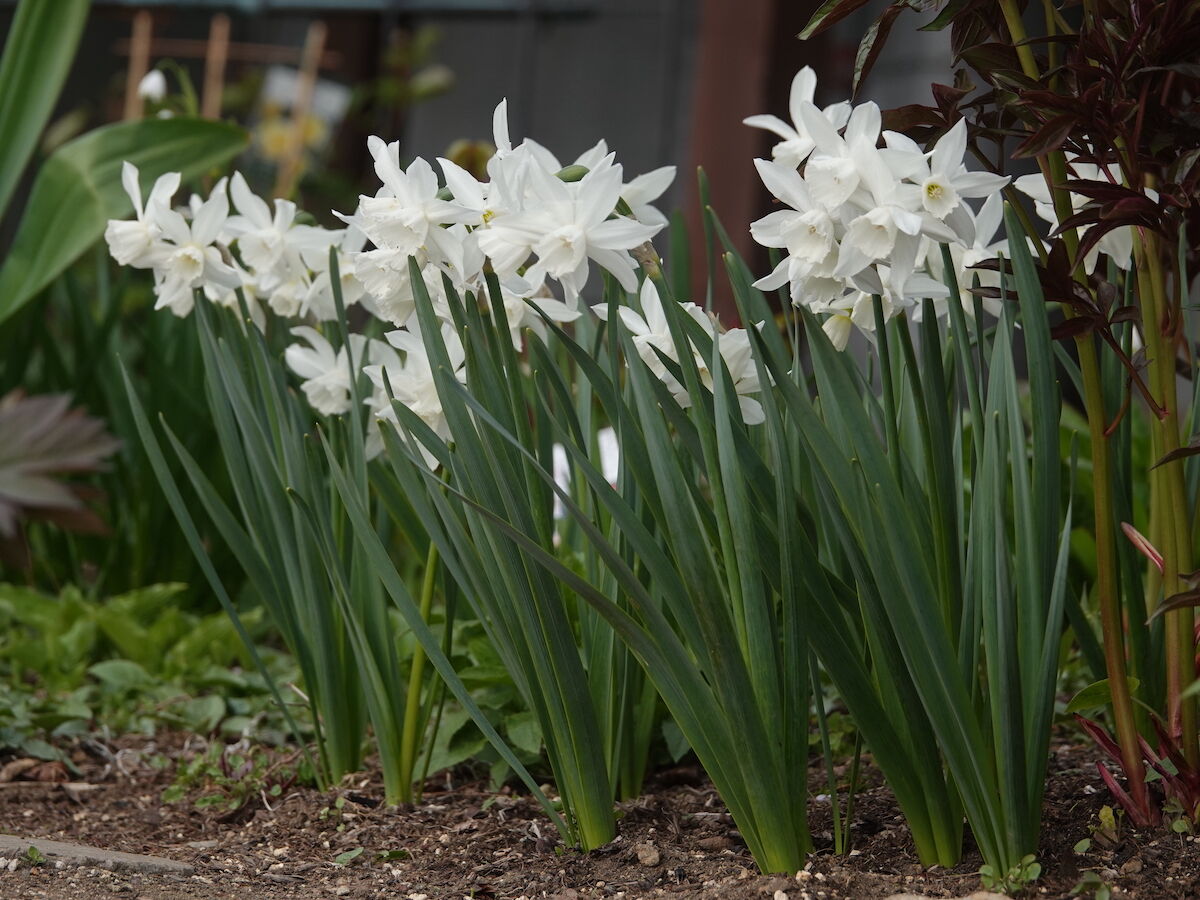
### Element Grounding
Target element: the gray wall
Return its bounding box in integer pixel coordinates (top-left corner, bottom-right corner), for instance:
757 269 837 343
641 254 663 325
401 0 698 211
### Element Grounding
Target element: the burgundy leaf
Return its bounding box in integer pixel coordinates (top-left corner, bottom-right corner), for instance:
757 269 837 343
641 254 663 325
881 104 944 133
1050 316 1099 341
853 5 906 96
1151 435 1200 469
798 0 877 39
1148 589 1200 622
1013 114 1078 158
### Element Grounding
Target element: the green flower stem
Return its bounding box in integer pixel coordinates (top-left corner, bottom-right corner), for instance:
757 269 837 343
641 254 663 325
999 3 1151 806
1137 235 1198 766
872 294 902 485
400 539 440 798
1048 146 1150 815
999 0 1039 85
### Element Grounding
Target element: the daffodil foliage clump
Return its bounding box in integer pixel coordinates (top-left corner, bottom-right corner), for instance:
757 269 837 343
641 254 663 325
105 2 1198 881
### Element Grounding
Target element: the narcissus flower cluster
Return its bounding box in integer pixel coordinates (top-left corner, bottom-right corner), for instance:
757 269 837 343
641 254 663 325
744 67 1014 348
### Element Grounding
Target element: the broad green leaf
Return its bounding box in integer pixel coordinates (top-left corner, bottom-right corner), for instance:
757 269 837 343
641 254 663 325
87 659 156 691
0 117 247 326
0 0 90 218
1066 678 1142 715
178 695 226 733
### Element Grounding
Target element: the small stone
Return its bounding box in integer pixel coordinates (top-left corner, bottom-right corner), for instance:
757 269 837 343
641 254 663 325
636 843 661 867
774 892 789 900
332 887 350 897
696 836 734 852
186 841 217 850
1120 857 1144 875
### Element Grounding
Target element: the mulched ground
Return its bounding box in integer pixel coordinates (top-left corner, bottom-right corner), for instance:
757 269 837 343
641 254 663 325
0 734 1195 899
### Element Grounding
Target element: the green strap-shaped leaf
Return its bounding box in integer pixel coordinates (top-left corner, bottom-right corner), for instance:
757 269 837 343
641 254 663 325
0 117 247 326
0 0 90 218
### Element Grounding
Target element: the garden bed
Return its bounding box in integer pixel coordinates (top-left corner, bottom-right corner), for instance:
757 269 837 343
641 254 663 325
0 735 1194 899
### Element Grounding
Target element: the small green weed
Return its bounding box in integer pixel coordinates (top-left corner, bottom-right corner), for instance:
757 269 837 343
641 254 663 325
979 853 1041 894
163 741 308 813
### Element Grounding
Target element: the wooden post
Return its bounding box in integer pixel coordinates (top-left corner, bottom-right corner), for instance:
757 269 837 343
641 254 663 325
202 13 231 120
273 21 327 198
122 10 153 121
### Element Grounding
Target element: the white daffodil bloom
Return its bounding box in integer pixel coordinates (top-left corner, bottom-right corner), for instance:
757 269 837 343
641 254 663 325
897 120 1010 241
1014 157 1137 272
204 260 268 331
353 137 476 265
500 281 581 350
750 158 844 307
284 327 368 416
478 158 660 301
226 172 342 282
104 162 180 267
819 291 890 351
710 328 766 425
621 166 676 228
743 66 852 169
302 226 368 321
850 263 949 314
599 280 765 424
146 179 239 317
601 278 715 396
750 159 837 267
834 136 961 292
797 101 881 209
364 320 466 466
137 69 167 102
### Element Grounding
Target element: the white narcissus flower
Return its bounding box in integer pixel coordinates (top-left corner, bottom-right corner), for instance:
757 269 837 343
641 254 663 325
138 69 167 102
104 162 180 267
743 66 851 169
621 166 676 228
898 119 1010 236
225 172 342 281
820 292 890 352
363 319 466 467
797 100 880 208
285 327 368 416
834 139 958 297
750 158 844 307
710 328 766 425
602 277 716 396
500 282 581 350
1014 156 1137 272
352 137 476 264
478 158 660 301
918 193 1009 322
148 178 239 317
601 280 765 424
302 226 368 321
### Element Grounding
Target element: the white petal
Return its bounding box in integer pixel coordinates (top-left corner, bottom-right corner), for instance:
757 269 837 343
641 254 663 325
121 161 142 218
742 114 797 142
623 166 675 204
788 66 817 128
932 119 967 177
753 158 810 210
493 98 511 153
230 172 271 228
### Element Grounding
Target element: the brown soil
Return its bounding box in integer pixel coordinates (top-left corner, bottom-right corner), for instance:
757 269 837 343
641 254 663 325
0 735 1195 899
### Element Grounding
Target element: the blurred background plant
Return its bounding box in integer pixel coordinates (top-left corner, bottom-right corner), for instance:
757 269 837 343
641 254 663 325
0 581 302 764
